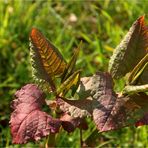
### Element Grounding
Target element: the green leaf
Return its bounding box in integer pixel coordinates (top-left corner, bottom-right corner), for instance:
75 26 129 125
61 42 81 83
108 16 148 79
29 28 67 91
57 70 81 96
71 72 81 97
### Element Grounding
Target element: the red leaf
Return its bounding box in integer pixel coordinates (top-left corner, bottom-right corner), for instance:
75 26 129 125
93 95 127 132
10 84 61 144
92 92 148 132
58 73 148 132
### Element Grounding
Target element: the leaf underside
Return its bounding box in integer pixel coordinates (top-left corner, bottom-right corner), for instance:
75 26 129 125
108 16 148 79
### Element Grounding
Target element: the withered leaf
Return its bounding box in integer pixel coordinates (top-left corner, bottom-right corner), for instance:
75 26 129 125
10 84 61 144
109 16 148 79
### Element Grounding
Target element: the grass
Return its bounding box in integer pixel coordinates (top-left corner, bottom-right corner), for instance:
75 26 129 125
0 0 148 147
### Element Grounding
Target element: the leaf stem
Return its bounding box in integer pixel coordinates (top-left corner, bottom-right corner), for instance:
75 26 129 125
123 84 148 95
45 134 56 147
80 129 83 147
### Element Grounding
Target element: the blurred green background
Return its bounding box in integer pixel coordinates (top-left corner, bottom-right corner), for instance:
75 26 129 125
0 0 148 147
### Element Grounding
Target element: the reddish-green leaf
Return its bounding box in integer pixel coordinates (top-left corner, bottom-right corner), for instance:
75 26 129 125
29 28 67 90
108 16 148 79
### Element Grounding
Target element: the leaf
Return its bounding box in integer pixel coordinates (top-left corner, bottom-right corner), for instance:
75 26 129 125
78 72 114 99
60 113 88 133
29 28 67 90
10 84 61 144
61 43 80 82
57 70 81 96
57 97 93 118
57 73 148 132
108 16 148 79
92 91 148 132
57 72 115 118
60 44 81 96
71 71 81 96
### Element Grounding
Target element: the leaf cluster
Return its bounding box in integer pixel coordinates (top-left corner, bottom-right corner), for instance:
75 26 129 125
10 16 148 146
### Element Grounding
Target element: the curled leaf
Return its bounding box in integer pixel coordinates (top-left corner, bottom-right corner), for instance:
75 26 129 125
60 43 81 96
109 16 148 79
10 84 61 144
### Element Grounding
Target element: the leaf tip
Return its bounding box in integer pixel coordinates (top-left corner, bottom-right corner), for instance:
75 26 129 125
30 27 38 36
139 15 145 21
